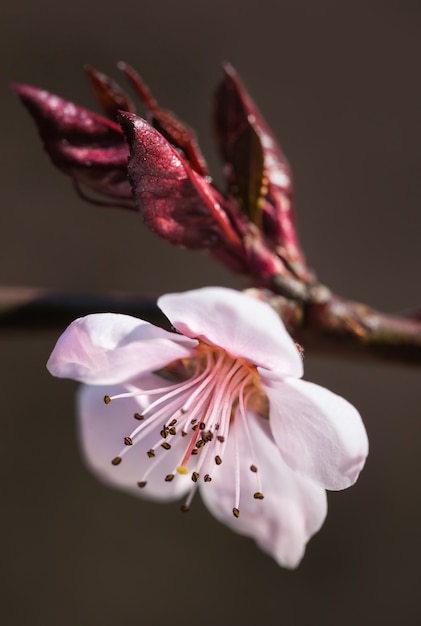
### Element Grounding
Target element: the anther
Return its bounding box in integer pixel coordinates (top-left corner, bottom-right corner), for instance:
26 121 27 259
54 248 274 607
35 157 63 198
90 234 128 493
204 474 212 482
160 427 169 438
196 439 205 449
111 457 122 465
199 422 206 430
165 474 175 482
202 431 213 442
180 505 190 512
215 423 220 430
215 455 222 465
191 419 197 425
233 508 240 518
124 436 133 446
161 442 171 450
169 427 177 436
192 472 199 483
147 449 155 458
217 435 225 443
137 481 147 488
253 492 264 500
250 465 258 473
104 395 111 404
192 424 199 431
181 431 188 437
134 413 144 420
169 419 177 427
191 449 199 455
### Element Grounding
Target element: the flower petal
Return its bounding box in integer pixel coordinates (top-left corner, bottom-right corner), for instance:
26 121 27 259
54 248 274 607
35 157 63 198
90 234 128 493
200 412 327 568
264 378 369 491
77 380 193 501
47 313 197 384
158 287 303 378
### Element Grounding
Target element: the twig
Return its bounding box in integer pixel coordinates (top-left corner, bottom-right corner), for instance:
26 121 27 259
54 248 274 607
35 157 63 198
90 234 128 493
2 285 421 367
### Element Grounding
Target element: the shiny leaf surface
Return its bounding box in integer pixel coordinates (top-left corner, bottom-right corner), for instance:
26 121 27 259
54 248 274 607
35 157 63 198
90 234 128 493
12 83 133 200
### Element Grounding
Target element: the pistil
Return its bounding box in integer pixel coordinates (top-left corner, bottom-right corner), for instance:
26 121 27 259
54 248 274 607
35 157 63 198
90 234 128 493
104 343 266 515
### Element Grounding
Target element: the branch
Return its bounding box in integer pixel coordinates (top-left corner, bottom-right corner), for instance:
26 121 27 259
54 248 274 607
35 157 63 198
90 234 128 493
0 286 167 333
2 286 421 368
247 289 421 368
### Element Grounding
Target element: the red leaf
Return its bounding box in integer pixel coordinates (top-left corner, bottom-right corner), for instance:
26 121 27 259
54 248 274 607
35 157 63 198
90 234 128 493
213 64 307 275
118 62 208 176
119 111 243 251
12 83 133 201
85 65 134 120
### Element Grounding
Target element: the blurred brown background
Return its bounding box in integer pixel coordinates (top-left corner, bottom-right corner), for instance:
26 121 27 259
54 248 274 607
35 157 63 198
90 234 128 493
2 1 420 624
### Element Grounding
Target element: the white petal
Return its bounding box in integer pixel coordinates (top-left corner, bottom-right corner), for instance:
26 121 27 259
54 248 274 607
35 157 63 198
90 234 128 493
158 287 303 377
200 412 327 568
264 378 369 491
47 313 197 384
77 380 193 501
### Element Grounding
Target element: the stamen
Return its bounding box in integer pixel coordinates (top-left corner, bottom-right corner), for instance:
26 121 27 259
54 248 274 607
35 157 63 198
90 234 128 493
105 343 265 512
180 483 199 512
233 421 241 517
127 390 193 449
239 385 263 496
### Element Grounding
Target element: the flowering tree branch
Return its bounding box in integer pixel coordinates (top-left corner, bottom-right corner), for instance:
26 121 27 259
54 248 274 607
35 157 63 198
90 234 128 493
2 286 420 368
10 63 420 367
9 60 417 568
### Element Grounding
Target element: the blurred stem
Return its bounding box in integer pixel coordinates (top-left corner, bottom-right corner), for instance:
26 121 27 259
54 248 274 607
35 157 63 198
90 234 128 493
0 286 168 333
1 285 421 367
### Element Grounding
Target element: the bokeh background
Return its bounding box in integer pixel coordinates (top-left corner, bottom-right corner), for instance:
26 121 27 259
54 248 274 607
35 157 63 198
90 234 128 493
2 1 420 624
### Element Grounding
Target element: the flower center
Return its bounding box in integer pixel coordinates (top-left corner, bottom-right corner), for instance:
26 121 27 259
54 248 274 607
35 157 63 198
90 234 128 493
104 343 267 517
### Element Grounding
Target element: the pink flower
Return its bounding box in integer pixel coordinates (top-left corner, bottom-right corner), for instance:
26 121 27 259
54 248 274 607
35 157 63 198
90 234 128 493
47 287 368 567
